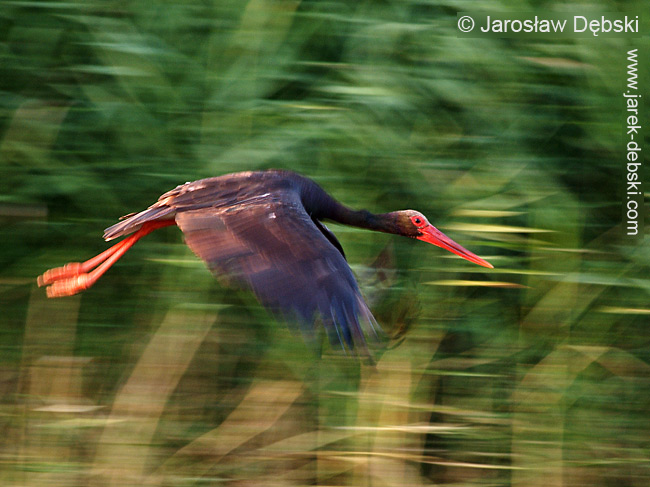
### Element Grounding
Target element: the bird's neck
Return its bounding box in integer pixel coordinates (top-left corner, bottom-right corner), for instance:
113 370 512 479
327 205 398 235
298 177 399 234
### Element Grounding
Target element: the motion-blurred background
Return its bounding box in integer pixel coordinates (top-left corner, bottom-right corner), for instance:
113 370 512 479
1 1 648 486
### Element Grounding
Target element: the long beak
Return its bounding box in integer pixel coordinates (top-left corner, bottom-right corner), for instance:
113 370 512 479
417 225 493 269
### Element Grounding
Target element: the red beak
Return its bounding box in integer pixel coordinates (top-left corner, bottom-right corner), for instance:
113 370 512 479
417 225 493 269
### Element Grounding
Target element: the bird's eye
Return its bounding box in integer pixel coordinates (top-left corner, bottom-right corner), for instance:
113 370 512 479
410 215 427 228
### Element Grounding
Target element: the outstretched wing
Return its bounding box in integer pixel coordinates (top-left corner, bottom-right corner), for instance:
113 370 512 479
174 192 381 357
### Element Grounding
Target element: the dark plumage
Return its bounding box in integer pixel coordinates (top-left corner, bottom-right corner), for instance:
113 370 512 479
38 170 492 358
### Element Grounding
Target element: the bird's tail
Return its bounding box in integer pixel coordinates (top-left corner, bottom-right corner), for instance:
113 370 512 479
103 206 175 241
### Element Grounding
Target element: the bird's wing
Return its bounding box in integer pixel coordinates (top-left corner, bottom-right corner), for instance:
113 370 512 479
174 193 381 358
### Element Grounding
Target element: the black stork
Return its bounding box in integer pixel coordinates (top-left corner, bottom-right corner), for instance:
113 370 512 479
38 170 492 355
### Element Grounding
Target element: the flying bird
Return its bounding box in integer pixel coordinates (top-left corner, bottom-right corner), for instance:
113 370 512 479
38 170 493 356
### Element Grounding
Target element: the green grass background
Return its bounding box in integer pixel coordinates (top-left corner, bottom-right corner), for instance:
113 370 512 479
1 1 648 486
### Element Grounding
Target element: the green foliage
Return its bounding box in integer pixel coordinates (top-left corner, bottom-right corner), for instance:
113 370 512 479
1 1 648 486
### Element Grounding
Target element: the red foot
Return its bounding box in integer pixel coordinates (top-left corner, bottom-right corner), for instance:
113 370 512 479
37 262 84 287
46 273 93 298
37 220 175 298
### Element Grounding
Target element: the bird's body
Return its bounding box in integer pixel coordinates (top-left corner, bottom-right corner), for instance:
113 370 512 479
38 170 492 357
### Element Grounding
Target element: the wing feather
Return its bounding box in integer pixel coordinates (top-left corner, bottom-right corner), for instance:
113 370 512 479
174 193 380 357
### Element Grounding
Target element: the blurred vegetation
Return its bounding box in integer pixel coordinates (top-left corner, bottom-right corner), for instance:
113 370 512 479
1 1 648 486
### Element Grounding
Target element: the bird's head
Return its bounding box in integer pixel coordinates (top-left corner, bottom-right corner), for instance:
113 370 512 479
393 210 493 269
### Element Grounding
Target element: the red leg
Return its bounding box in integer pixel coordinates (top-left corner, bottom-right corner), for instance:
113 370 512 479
37 220 175 298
